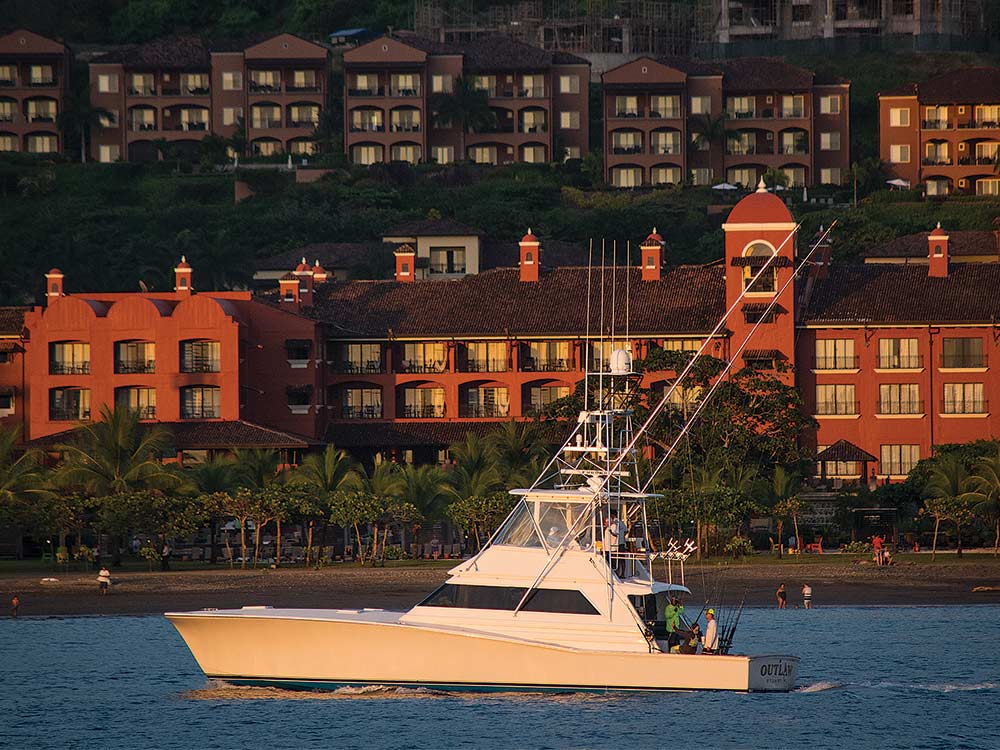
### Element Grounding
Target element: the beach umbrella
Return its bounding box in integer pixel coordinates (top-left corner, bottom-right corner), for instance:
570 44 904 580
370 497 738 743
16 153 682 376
712 182 739 191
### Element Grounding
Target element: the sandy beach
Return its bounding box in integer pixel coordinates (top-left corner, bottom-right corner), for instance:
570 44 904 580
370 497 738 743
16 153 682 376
4 556 1000 617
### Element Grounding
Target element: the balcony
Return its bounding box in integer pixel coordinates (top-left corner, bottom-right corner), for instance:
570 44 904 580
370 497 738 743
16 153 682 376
287 83 321 94
521 123 547 134
350 123 385 132
50 361 90 375
522 358 572 372
941 354 987 369
813 355 859 370
129 121 158 132
390 123 421 132
249 82 282 94
611 145 643 155
343 405 383 419
348 87 384 97
0 76 16 87
401 404 445 418
779 110 806 119
115 359 156 374
727 145 761 156
29 77 56 87
729 110 758 120
613 109 644 118
650 145 682 156
650 109 681 119
922 157 951 166
958 156 998 166
50 406 90 421
461 358 508 373
334 360 383 374
429 262 466 275
815 400 860 416
958 120 1000 129
251 118 281 129
133 406 157 420
181 405 220 419
519 88 545 98
27 114 56 124
461 404 510 418
779 145 809 155
877 400 923 416
289 119 319 128
390 87 420 97
173 121 208 132
921 120 950 130
876 354 923 369
128 87 156 97
0 112 14 123
398 362 447 374
941 399 988 415
181 359 220 374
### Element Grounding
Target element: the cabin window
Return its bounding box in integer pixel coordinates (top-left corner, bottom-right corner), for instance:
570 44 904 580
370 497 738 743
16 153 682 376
419 584 599 615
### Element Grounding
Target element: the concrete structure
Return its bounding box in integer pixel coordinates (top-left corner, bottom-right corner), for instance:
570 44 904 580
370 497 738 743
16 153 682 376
879 68 1000 196
88 33 329 162
602 56 850 188
0 29 71 156
343 32 590 166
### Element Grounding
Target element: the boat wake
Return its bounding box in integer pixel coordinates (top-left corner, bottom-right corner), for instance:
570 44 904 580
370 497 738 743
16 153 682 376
859 680 998 694
184 681 453 700
795 681 842 693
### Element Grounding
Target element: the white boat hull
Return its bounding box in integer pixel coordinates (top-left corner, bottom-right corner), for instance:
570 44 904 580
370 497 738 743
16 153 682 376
167 609 799 693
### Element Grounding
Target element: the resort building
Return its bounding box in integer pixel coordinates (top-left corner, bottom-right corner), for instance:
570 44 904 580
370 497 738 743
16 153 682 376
6 186 1000 480
88 33 329 162
342 32 590 166
879 67 1000 196
601 56 850 188
0 29 71 156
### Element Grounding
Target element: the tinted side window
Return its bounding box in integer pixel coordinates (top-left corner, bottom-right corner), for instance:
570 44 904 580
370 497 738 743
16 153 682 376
420 584 598 615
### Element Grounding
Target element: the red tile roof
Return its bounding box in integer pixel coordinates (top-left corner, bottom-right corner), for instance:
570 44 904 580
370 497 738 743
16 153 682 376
720 58 815 91
805 264 1000 324
911 68 1000 104
308 266 726 337
865 230 1000 259
94 35 211 68
30 420 310 450
0 307 27 336
816 439 876 463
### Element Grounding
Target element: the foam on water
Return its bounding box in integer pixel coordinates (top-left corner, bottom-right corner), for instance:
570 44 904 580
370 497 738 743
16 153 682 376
795 681 842 693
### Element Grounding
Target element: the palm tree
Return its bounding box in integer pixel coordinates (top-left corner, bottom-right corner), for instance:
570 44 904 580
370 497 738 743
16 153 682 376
758 466 802 557
689 112 728 183
430 76 498 162
232 448 280 489
490 421 547 482
294 445 359 563
0 427 51 558
399 464 450 523
923 454 970 560
188 457 237 563
449 432 496 476
965 449 1000 557
57 84 113 164
57 406 175 495
685 462 724 558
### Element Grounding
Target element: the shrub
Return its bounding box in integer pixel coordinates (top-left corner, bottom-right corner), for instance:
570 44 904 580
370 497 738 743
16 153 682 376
725 535 754 558
842 541 873 554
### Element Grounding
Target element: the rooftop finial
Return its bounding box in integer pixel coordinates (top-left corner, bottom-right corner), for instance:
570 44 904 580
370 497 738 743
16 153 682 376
756 177 767 193
936 221 942 229
527 227 532 235
314 258 320 266
653 226 657 234
301 256 307 264
181 255 186 263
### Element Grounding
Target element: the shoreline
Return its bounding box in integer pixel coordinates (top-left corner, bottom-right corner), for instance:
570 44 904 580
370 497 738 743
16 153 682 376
4 560 1000 617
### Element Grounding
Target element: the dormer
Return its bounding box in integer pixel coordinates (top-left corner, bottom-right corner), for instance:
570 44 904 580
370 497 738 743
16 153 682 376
174 256 192 295
44 268 64 306
519 229 541 283
640 228 663 282
927 222 950 278
394 244 416 283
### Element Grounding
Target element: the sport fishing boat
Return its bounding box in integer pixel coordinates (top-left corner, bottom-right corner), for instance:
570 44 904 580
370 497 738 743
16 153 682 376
168 339 800 692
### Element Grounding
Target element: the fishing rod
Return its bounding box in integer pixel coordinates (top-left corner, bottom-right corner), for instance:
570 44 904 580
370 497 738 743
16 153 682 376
719 585 749 655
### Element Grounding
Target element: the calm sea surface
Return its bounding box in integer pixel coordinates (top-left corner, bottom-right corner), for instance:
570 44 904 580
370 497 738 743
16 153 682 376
3 605 998 750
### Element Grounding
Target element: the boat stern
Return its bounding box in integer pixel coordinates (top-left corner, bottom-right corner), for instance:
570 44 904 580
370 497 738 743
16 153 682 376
747 654 799 692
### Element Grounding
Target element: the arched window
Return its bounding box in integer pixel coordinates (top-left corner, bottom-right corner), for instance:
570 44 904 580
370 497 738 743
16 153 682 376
742 241 777 294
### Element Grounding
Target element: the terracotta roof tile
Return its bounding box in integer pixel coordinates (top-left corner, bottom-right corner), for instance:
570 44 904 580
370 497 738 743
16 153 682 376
816 439 877 463
721 58 814 91
29 420 310 450
805 264 1000 324
912 68 1000 104
93 35 211 68
865 230 1000 259
309 266 725 337
0 307 27 336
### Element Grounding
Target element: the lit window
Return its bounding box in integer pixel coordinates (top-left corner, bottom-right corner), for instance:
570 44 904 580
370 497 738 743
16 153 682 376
889 144 910 163
559 111 580 129
820 95 841 115
889 108 910 127
559 75 579 94
97 73 118 94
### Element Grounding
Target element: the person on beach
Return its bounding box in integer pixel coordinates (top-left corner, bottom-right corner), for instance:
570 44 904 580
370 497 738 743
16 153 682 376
801 583 812 609
10 595 19 618
97 566 112 595
702 609 718 654
776 583 787 609
873 534 885 566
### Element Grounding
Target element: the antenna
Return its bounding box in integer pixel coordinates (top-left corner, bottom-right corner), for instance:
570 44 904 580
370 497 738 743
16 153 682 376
584 239 593 412
599 238 606 411
611 239 618 351
625 240 631 347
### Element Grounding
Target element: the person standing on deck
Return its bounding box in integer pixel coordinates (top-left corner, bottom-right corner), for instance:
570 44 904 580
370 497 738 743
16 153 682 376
664 597 684 651
702 609 718 654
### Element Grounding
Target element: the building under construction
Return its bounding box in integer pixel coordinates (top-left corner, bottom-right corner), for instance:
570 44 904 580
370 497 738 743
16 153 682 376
413 0 986 61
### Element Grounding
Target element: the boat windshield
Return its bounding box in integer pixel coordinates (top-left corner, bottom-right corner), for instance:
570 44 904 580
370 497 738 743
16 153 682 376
493 498 595 549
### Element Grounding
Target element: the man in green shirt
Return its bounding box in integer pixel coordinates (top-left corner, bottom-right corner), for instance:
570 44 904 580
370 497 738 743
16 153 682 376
662 597 684 651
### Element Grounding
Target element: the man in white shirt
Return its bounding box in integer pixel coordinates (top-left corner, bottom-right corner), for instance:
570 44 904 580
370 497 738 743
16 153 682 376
702 608 719 654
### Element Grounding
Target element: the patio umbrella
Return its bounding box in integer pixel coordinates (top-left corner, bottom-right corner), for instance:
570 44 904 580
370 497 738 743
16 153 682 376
886 178 910 188
712 182 739 190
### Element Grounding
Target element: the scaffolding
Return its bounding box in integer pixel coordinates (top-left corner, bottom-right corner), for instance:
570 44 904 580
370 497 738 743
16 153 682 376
413 0 713 57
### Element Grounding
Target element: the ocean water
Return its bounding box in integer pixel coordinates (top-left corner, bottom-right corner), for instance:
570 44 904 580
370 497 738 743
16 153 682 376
3 606 998 750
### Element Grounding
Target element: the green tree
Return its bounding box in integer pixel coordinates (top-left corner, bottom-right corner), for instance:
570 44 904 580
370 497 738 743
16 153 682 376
0 427 52 541
923 454 971 560
293 445 358 563
233 447 280 489
430 76 498 162
447 491 516 550
965 449 1000 556
57 82 113 164
329 490 384 565
399 463 450 525
758 466 802 556
187 456 237 563
489 421 547 483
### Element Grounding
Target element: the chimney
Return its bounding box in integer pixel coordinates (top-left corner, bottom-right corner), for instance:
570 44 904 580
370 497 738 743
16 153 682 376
640 228 663 282
174 256 193 294
44 268 64 306
519 228 541 282
279 271 300 309
928 222 949 278
814 225 831 280
294 256 314 305
312 259 328 285
394 244 416 283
